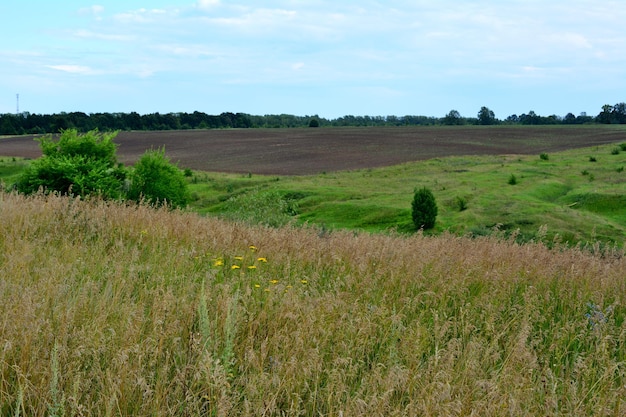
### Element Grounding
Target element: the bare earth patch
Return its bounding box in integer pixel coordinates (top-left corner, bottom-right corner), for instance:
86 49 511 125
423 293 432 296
1 126 624 175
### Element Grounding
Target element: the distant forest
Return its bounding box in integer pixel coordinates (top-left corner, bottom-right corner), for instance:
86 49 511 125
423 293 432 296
1 102 625 135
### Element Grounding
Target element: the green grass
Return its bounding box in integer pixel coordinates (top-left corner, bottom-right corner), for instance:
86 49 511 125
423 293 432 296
0 157 29 185
182 143 626 245
2 142 626 246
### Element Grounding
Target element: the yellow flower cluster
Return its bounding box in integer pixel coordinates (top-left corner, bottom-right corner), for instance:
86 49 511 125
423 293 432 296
209 245 268 273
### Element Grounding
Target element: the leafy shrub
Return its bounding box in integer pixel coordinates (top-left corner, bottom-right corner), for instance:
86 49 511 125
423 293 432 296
589 156 597 162
620 143 626 151
539 153 549 161
610 147 620 155
15 129 126 198
127 148 190 208
508 174 517 185
221 188 298 227
412 187 437 230
456 196 468 211
617 166 624 173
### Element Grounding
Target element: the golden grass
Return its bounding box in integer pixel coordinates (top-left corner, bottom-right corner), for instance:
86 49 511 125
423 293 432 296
1 192 625 416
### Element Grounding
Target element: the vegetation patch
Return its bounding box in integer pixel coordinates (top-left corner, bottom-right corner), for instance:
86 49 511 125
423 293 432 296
566 193 626 215
1 192 625 415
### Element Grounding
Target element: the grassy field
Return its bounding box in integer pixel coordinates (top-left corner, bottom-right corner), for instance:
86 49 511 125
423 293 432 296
1 191 625 416
185 141 626 246
2 138 625 246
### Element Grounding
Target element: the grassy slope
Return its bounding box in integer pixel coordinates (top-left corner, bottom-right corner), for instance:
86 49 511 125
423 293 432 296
1 192 625 416
2 140 625 245
186 142 626 245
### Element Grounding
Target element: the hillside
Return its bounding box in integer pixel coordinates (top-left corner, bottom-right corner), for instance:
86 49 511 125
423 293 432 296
1 192 625 415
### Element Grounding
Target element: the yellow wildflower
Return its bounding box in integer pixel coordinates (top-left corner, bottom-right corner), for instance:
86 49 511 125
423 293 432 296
234 256 244 261
270 279 279 284
249 245 258 251
254 284 261 288
248 265 257 270
231 265 241 270
213 259 224 267
257 257 268 263
300 280 308 284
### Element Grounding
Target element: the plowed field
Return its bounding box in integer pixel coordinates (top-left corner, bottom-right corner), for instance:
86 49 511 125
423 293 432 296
1 126 625 175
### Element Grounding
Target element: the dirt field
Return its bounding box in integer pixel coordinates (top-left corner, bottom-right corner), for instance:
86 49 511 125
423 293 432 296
1 126 625 175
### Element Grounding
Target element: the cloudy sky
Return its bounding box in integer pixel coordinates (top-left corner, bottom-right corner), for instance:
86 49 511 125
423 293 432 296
1 0 625 119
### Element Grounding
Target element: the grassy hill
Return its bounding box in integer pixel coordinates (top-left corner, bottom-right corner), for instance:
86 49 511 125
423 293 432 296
1 191 625 415
185 142 626 246
2 139 625 246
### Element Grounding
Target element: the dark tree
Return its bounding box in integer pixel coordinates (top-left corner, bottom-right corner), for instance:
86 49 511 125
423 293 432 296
443 110 464 125
477 106 496 125
412 187 438 230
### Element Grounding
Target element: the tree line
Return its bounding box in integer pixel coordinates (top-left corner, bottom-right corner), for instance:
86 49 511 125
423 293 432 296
1 102 625 135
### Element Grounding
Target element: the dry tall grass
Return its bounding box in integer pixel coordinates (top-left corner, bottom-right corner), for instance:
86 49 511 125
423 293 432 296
1 192 625 416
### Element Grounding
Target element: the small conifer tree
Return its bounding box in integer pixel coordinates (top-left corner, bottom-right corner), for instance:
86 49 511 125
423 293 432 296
412 187 437 230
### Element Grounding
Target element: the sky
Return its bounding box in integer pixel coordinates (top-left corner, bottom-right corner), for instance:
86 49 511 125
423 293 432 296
1 0 625 119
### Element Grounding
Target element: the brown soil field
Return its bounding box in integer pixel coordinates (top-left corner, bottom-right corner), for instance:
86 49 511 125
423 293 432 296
1 126 625 175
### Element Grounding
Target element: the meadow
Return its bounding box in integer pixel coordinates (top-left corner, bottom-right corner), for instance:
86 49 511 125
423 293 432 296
1 126 626 415
1 191 625 416
188 141 626 246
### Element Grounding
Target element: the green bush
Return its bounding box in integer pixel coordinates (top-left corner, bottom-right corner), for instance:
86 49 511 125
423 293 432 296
412 187 437 230
508 174 518 185
127 148 190 208
221 189 298 227
456 196 468 211
15 129 126 198
539 153 549 161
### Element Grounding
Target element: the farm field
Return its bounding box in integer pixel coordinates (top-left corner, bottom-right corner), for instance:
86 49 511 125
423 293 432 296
1 125 625 175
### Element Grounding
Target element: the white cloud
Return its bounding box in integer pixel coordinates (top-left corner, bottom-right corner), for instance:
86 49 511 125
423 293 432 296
195 0 220 11
78 5 104 15
72 29 132 42
46 64 93 75
114 8 172 24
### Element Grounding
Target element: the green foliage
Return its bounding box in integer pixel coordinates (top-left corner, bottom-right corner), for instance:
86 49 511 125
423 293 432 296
220 188 298 227
128 148 190 208
411 187 437 230
539 152 549 160
477 106 496 125
39 129 118 164
15 129 126 198
456 196 468 211
589 156 597 162
611 147 620 155
508 173 518 185
620 143 626 151
308 118 320 128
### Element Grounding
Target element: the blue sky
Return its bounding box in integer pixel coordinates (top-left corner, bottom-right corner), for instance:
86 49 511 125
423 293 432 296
1 1 625 119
